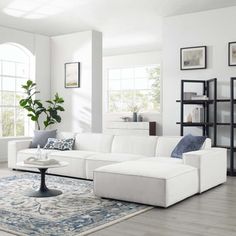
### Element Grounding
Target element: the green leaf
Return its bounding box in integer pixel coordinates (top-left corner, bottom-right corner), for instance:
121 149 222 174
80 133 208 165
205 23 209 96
25 107 35 112
34 100 43 107
54 115 61 123
46 100 54 105
27 80 33 87
31 116 38 121
57 97 64 103
56 106 65 111
19 99 27 107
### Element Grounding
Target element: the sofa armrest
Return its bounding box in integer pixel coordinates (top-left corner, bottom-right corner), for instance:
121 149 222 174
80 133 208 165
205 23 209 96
8 139 32 169
183 148 227 193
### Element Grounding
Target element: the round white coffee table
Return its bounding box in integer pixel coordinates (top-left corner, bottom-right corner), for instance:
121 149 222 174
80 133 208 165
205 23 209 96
17 161 68 198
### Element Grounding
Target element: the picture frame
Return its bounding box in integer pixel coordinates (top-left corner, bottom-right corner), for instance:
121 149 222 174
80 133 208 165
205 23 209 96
65 62 80 88
180 46 207 70
228 42 236 66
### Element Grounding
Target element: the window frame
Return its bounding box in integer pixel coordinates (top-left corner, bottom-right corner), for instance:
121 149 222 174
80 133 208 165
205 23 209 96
0 44 34 137
106 64 161 114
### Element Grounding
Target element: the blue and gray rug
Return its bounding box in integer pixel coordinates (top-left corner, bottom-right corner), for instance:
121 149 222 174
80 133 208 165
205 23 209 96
0 173 151 236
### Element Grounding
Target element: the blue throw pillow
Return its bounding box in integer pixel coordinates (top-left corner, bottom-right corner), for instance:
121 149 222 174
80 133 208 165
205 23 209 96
171 134 207 159
44 138 75 151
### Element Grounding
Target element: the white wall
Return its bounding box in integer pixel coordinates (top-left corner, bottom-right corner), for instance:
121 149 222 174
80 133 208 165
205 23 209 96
163 7 236 148
92 31 103 132
51 30 102 133
103 50 162 135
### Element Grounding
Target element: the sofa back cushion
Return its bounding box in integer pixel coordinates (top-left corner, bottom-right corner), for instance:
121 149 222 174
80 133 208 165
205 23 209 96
111 135 158 157
56 132 76 139
155 136 211 157
74 133 114 153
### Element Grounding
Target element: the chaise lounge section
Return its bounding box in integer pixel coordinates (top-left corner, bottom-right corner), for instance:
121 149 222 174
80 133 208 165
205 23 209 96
94 161 199 207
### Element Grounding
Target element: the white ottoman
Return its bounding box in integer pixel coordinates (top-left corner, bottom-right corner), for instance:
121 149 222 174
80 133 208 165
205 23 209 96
93 160 199 207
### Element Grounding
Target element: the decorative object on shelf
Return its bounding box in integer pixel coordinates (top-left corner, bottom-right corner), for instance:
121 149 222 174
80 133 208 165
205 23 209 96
138 115 143 122
35 144 42 159
191 95 208 100
191 107 204 122
121 116 130 122
129 105 140 122
65 62 80 88
180 46 207 70
228 42 236 66
133 113 138 122
186 113 192 123
183 92 197 100
19 80 65 130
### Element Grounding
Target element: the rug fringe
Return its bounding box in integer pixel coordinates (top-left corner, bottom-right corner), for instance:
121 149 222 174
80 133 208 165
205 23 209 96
78 206 153 236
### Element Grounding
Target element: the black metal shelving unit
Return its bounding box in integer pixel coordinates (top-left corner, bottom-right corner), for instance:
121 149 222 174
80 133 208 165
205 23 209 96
220 77 236 176
211 78 236 176
176 79 217 146
229 77 236 176
177 78 236 176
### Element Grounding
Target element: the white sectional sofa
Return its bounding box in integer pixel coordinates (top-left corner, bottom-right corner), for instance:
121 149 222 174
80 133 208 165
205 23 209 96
8 132 227 207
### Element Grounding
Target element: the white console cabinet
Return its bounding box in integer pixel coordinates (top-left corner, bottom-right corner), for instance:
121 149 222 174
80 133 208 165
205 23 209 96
105 122 156 136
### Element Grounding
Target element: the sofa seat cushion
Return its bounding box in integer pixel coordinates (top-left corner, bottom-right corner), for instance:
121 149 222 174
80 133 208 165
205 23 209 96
85 153 146 180
48 150 97 159
47 151 97 179
94 161 198 207
94 160 195 179
141 157 184 164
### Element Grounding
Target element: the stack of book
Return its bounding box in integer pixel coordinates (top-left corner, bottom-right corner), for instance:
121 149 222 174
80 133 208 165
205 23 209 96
191 95 208 100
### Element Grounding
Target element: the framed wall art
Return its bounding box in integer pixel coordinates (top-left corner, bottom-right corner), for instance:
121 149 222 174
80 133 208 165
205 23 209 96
228 42 236 66
180 46 207 70
65 62 80 88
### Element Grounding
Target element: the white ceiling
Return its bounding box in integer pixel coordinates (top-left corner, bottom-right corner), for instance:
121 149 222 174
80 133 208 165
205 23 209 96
0 0 236 56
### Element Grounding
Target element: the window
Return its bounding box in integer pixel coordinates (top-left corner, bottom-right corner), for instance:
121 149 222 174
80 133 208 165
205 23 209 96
107 65 161 112
0 43 34 137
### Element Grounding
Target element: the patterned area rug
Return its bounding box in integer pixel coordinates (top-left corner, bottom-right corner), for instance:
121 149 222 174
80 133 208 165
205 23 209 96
0 173 151 236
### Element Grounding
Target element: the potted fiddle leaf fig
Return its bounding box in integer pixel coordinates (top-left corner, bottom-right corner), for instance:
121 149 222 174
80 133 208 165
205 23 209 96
19 80 65 130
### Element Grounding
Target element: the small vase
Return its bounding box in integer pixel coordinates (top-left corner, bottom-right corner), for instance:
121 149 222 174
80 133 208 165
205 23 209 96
133 112 137 122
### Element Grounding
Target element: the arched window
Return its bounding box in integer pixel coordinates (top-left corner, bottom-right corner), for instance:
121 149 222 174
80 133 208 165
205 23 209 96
0 43 35 137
